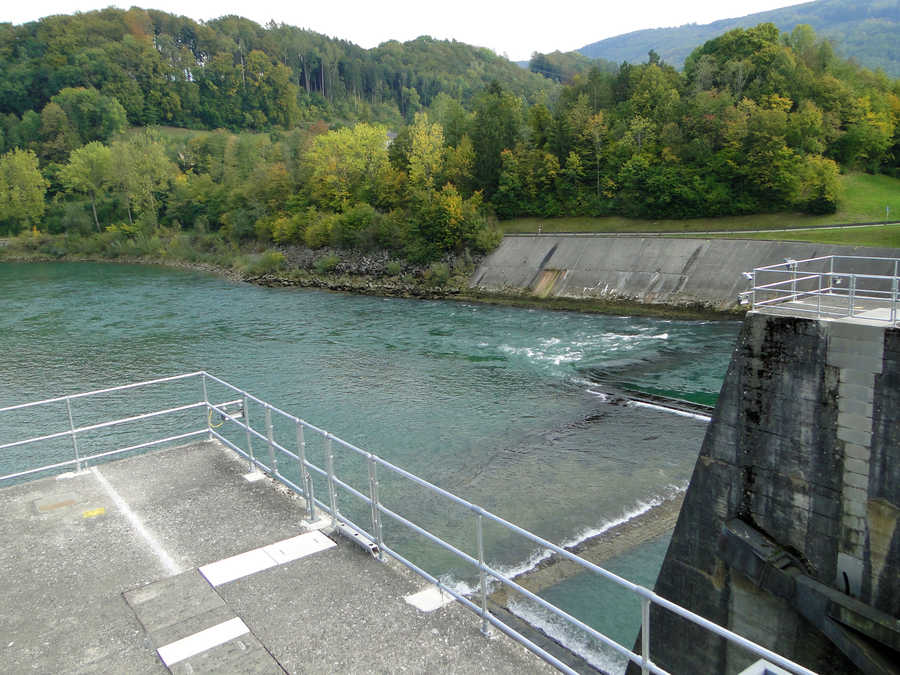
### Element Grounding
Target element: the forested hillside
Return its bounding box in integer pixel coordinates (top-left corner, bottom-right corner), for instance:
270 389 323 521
0 10 897 268
577 0 900 77
0 8 553 129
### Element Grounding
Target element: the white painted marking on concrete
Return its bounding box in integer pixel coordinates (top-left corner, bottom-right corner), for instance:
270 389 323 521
200 531 336 586
200 548 276 587
156 617 249 666
90 467 182 576
264 530 335 565
405 585 455 612
242 471 265 482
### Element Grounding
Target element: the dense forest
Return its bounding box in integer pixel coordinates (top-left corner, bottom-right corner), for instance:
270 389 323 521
0 8 551 129
0 9 897 265
577 0 900 78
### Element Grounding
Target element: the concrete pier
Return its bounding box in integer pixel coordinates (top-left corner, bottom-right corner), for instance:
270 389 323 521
0 441 555 673
635 310 900 674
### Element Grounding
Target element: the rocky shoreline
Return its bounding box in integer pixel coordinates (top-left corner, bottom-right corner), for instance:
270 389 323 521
1 244 741 320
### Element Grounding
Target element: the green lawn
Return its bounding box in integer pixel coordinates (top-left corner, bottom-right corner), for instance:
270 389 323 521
708 224 900 248
499 172 900 243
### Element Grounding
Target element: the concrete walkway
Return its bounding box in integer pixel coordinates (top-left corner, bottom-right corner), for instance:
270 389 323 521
0 441 555 673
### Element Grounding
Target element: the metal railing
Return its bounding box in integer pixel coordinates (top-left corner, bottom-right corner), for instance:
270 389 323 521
0 373 815 675
742 255 900 323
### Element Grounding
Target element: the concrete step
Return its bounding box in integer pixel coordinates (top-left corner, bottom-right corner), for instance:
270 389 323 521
124 570 281 672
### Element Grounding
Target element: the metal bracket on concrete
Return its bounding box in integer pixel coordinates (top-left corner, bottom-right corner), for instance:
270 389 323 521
335 522 380 558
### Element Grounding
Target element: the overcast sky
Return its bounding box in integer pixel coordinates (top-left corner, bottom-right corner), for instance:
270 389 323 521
7 1 810 62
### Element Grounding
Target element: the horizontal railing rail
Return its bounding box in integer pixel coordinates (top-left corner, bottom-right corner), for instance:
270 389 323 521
1 373 815 675
742 255 900 323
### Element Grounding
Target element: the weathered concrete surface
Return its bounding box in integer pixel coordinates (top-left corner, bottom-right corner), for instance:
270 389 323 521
472 236 900 309
0 441 555 674
633 313 900 674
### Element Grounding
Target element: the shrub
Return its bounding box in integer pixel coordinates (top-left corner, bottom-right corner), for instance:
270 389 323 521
313 254 341 275
241 249 285 275
473 223 503 253
386 260 404 276
330 202 379 249
304 212 337 248
424 261 450 286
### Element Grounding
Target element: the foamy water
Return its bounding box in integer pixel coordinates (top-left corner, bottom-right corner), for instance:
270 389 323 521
508 596 630 674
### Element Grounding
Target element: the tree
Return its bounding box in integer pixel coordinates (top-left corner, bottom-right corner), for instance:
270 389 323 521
59 142 113 231
409 183 485 259
109 130 177 226
407 114 446 192
795 154 841 214
834 105 894 171
50 87 127 144
470 82 522 199
0 148 48 233
38 102 79 163
306 123 399 211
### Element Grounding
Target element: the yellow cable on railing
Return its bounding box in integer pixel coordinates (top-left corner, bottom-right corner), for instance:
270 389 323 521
207 407 225 429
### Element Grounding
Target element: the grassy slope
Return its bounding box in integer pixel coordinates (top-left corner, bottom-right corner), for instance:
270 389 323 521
708 224 900 247
499 173 900 247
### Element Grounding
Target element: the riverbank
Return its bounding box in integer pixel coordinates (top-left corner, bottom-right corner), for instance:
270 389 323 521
0 240 741 321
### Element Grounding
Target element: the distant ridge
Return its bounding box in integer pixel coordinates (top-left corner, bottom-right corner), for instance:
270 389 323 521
577 0 900 76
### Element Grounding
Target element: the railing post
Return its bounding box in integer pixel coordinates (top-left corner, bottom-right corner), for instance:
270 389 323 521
816 272 822 318
243 394 255 472
750 271 757 309
476 510 491 637
65 396 82 472
790 261 798 300
849 274 857 317
368 454 384 561
641 597 651 675
892 260 898 324
829 256 835 294
296 422 315 521
325 434 338 528
264 405 278 475
201 373 211 439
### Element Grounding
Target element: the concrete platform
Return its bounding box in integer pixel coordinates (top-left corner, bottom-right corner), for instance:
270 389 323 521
753 295 898 326
0 441 555 674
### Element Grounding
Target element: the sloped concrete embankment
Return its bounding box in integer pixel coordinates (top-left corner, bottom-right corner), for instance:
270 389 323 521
471 236 900 310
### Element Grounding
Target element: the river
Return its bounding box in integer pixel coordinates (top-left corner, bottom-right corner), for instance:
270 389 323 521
0 261 741 671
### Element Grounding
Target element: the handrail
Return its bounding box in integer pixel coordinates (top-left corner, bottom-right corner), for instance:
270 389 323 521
0 371 204 414
742 255 900 323
0 373 815 674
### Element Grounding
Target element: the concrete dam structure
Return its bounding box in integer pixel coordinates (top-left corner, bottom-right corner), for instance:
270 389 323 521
472 235 900 309
634 293 900 672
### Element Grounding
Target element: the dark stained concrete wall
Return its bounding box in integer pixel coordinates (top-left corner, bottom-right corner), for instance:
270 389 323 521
642 313 899 673
868 329 900 616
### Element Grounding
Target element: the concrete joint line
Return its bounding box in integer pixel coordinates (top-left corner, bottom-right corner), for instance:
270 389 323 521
90 467 182 576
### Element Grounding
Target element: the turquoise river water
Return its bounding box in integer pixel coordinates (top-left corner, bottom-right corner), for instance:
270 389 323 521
0 262 741 672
